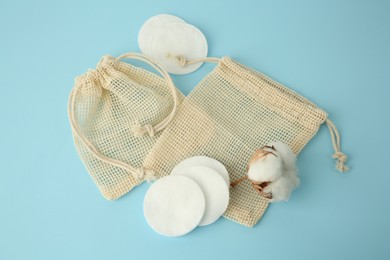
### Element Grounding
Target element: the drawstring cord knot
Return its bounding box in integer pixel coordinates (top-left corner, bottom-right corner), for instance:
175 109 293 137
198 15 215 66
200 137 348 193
134 167 156 182
332 151 349 172
166 53 187 67
176 55 187 67
131 124 156 137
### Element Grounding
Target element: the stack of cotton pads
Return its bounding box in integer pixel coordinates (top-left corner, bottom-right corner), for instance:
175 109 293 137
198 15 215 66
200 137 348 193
138 14 208 75
143 156 230 237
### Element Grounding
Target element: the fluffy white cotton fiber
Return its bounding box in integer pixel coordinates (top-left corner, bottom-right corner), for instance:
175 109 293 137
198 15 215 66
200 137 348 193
268 141 296 171
247 141 300 202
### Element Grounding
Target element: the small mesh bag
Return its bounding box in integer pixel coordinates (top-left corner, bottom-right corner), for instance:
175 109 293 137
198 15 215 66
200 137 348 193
68 53 183 200
142 57 348 227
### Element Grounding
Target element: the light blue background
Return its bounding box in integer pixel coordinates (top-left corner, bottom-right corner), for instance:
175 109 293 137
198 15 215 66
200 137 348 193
1 1 389 259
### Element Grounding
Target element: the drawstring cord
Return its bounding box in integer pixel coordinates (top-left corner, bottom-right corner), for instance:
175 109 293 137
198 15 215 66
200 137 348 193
325 118 349 172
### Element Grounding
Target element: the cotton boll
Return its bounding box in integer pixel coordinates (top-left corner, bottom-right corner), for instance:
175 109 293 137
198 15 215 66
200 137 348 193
247 151 283 183
268 141 296 171
244 141 300 202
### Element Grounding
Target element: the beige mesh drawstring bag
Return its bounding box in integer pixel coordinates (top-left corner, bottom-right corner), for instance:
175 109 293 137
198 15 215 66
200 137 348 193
68 53 183 200
142 56 349 227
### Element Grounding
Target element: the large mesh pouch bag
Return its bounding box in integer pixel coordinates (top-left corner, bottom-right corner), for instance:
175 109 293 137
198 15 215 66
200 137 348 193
142 57 348 227
68 53 183 200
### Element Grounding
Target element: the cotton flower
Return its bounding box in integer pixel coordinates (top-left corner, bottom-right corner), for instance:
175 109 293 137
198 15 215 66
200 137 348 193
246 141 300 202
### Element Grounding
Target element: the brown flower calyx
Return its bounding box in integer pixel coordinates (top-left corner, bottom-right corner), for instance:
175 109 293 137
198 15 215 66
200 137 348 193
251 180 273 199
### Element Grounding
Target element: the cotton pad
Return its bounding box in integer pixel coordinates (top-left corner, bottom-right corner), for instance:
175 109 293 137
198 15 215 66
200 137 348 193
149 22 208 74
171 156 230 187
143 175 205 237
171 165 229 226
138 14 185 54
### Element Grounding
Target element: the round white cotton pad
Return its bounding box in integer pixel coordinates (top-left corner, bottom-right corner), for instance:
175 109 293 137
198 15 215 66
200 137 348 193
171 156 230 187
138 14 185 54
143 175 205 237
171 166 229 226
149 22 208 74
